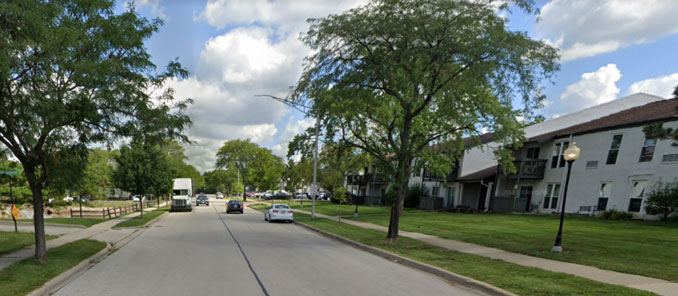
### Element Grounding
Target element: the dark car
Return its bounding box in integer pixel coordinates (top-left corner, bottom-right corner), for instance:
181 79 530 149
196 195 209 206
226 200 244 214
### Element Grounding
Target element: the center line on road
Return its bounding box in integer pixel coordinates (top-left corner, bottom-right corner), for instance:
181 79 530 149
213 205 270 296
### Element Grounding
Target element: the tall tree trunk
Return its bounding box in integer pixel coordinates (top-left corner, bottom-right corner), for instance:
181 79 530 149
387 116 413 240
25 166 47 263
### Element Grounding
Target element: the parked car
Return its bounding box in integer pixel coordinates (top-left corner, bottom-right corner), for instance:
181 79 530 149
226 200 244 214
262 191 274 200
265 204 293 223
216 192 224 199
274 191 290 199
63 196 74 202
294 193 309 199
196 195 209 206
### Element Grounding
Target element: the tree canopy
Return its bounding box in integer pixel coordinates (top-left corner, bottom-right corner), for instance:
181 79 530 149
0 0 191 262
216 139 285 197
291 0 559 239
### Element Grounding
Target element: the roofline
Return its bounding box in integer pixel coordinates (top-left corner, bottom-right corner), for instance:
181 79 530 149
545 117 678 142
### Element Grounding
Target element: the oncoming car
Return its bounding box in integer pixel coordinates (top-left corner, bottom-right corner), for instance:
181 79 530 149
264 204 293 223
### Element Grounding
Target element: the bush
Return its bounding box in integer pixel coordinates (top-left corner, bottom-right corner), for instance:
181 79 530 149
330 187 347 204
405 184 427 208
645 181 678 221
599 209 633 220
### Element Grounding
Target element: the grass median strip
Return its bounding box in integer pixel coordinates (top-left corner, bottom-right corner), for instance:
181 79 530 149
293 213 654 296
0 239 106 296
0 232 57 256
113 208 167 228
285 202 678 282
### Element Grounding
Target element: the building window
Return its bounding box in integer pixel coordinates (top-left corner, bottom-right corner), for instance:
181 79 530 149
551 142 569 168
606 134 623 165
543 183 561 210
662 154 678 162
598 182 611 211
446 187 455 208
526 147 540 159
586 161 598 169
431 186 439 196
627 180 647 212
639 139 657 162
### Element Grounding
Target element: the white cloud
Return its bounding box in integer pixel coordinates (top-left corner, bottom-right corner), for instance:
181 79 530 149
627 73 678 99
199 0 365 30
271 116 315 157
134 0 168 20
537 0 678 61
554 64 622 114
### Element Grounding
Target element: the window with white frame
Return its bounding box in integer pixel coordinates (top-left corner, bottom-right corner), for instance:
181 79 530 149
543 183 561 210
639 139 657 162
598 182 611 211
628 180 647 212
606 134 623 165
550 142 569 168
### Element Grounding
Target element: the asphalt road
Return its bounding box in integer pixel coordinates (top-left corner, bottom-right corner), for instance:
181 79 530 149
55 197 481 296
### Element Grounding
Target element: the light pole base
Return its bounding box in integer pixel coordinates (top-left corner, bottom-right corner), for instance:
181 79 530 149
551 245 563 253
354 212 358 217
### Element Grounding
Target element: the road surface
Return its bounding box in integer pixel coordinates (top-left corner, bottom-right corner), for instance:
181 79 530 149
55 197 481 296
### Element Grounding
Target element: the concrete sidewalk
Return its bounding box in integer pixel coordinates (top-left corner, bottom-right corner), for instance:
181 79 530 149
0 203 166 270
294 209 678 296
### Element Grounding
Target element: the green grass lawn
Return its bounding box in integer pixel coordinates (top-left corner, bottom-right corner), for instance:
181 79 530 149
113 208 168 228
293 213 654 296
2 218 107 227
0 239 106 296
288 202 678 282
0 232 57 256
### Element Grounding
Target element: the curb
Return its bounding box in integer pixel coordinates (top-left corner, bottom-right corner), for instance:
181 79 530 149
28 211 169 295
27 242 112 296
247 205 515 296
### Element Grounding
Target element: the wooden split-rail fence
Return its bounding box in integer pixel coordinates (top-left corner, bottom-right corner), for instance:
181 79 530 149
70 204 140 219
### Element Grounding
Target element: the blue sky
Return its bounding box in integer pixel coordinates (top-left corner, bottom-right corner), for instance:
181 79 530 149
121 0 678 172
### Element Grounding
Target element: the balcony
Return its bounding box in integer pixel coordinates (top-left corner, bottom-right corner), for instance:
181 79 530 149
346 173 385 185
508 159 547 180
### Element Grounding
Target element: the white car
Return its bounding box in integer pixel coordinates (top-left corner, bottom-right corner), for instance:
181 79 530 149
216 192 224 199
63 196 74 202
264 204 294 223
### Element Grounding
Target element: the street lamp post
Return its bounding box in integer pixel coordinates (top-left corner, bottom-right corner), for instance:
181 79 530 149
300 178 304 208
552 142 581 253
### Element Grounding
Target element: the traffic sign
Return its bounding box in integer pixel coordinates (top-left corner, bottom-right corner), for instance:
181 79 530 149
0 170 19 175
11 205 19 220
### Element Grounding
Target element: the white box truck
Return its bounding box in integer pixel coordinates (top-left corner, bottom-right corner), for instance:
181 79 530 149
171 178 193 212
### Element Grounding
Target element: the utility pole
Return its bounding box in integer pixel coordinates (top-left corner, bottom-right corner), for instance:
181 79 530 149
256 94 320 220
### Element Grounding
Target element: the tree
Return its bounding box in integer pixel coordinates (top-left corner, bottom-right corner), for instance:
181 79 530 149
0 1 192 262
643 84 678 142
216 139 260 201
204 169 237 194
74 149 116 200
291 0 558 240
250 148 285 192
162 141 204 192
645 181 678 221
113 141 173 218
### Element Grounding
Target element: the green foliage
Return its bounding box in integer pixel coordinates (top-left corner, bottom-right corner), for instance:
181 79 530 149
599 210 634 221
642 85 678 142
405 183 427 208
0 160 32 204
0 0 191 261
292 0 558 238
163 141 204 191
330 186 348 204
112 141 174 199
645 181 678 221
216 139 285 193
71 149 116 200
204 169 237 194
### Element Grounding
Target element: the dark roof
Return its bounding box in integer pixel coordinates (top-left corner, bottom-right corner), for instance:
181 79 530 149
457 165 497 181
531 99 678 142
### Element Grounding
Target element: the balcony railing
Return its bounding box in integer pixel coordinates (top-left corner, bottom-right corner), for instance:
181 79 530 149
508 159 547 180
346 173 385 185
